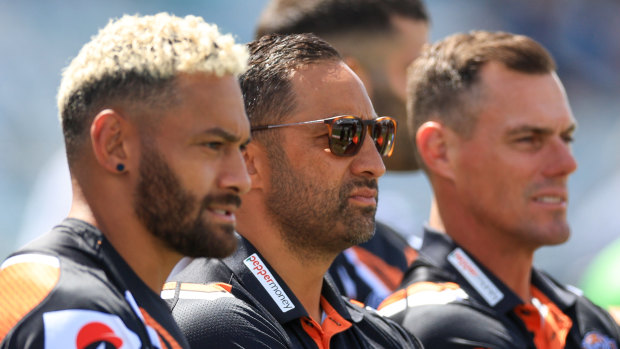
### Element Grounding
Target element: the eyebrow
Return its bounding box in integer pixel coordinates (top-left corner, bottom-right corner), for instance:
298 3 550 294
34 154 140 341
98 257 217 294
200 127 248 143
506 123 577 136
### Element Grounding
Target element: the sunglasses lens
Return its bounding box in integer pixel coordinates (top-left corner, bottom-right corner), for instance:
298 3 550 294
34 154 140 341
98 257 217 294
372 118 396 157
330 118 364 156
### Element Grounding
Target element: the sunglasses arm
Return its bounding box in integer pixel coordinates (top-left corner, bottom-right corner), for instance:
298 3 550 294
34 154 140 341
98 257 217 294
251 119 326 131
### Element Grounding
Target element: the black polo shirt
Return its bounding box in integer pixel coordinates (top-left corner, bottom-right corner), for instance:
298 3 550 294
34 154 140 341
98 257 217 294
165 236 421 348
0 218 188 349
379 229 620 349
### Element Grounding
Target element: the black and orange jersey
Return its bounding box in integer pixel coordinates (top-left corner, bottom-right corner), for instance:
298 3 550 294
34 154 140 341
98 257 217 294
164 235 421 349
0 218 188 349
328 222 417 309
378 229 620 349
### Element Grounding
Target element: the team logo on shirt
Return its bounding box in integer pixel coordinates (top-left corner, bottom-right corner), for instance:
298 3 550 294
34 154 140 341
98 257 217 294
581 331 617 349
43 309 141 349
76 322 123 348
244 253 295 313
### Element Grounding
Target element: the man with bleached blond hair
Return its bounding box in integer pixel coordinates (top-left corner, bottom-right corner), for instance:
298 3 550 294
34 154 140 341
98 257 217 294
0 13 250 348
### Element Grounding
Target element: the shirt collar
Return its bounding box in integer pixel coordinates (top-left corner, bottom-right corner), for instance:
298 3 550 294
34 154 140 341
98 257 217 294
221 236 355 324
420 228 577 314
47 218 164 306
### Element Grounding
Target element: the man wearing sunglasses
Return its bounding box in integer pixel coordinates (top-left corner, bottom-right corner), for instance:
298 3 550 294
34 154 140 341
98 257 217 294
164 33 421 348
255 0 431 309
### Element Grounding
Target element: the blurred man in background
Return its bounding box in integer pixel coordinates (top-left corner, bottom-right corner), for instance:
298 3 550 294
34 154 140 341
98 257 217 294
256 0 431 308
378 30 620 348
0 13 250 348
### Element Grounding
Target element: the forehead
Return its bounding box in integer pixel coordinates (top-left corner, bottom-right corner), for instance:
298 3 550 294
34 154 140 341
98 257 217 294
475 62 575 132
288 61 376 122
154 73 249 139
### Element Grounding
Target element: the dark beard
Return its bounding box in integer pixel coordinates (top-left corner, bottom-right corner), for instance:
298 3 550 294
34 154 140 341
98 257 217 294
264 144 377 261
134 143 240 258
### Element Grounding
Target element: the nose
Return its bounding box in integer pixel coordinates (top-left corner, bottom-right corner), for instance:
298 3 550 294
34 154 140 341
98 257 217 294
219 148 251 195
543 138 578 178
350 131 386 178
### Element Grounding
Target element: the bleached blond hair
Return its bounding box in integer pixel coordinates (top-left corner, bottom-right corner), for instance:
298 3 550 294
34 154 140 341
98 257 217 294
58 12 248 164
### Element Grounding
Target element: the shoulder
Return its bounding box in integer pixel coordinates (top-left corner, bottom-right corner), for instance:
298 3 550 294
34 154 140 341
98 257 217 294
168 257 233 285
379 281 522 348
1 253 61 345
559 281 620 340
536 270 620 345
572 292 620 345
1 253 143 348
166 281 289 348
344 298 423 348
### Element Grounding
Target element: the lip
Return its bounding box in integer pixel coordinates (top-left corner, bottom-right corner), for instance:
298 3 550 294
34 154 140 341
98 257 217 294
349 187 378 206
530 190 568 208
206 204 238 223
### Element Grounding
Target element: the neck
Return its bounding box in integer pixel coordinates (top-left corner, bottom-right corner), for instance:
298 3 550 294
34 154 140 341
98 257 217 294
70 182 181 293
105 226 182 293
435 186 534 302
245 232 330 322
460 235 534 302
427 197 444 232
237 200 330 322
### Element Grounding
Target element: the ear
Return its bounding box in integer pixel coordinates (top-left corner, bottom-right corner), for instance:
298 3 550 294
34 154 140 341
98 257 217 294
90 109 129 174
343 56 373 98
416 121 455 181
244 142 266 190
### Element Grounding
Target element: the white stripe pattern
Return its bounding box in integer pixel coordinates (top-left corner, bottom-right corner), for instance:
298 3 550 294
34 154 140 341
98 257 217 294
1 253 60 270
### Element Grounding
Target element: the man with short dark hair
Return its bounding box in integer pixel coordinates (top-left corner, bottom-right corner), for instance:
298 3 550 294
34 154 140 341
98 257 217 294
256 0 431 309
0 13 250 348
378 30 620 348
165 33 421 348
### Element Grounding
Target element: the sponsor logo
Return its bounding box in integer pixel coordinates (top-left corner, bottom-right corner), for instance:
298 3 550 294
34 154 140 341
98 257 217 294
43 309 141 349
244 253 295 313
582 331 618 349
448 248 503 306
76 322 123 349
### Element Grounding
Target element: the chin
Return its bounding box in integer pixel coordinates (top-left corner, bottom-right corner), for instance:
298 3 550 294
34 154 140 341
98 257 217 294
208 226 239 258
348 224 376 246
538 226 571 247
207 242 238 259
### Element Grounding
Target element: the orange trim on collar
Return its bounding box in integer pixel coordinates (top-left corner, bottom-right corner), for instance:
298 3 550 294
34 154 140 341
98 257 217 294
300 296 353 349
513 286 572 349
